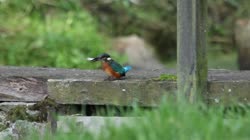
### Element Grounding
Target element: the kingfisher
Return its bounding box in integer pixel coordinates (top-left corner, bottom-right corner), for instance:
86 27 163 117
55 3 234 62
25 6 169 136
87 53 132 80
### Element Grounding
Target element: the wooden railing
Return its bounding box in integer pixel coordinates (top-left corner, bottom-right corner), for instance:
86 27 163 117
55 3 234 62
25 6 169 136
1 66 250 105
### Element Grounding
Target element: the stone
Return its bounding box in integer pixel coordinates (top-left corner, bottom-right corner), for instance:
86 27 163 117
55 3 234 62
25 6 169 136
112 35 166 70
0 120 46 140
58 116 138 134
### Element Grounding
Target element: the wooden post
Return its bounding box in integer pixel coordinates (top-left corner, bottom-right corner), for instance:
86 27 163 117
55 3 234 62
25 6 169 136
177 0 208 103
47 107 57 134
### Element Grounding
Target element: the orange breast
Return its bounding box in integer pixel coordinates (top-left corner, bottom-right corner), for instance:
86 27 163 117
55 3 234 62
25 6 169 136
102 62 122 78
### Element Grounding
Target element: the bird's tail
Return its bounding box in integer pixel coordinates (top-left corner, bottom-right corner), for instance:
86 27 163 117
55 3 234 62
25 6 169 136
123 66 132 73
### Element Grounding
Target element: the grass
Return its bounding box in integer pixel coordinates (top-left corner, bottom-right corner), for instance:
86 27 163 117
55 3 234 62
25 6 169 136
23 100 250 140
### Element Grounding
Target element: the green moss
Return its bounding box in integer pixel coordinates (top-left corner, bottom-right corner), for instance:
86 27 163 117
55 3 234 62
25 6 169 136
6 98 58 123
153 74 177 81
0 123 8 131
6 106 30 122
30 98 57 110
29 98 58 122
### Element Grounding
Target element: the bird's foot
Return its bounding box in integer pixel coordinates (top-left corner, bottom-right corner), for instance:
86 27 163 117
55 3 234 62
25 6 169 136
117 77 126 80
104 76 126 81
104 76 115 81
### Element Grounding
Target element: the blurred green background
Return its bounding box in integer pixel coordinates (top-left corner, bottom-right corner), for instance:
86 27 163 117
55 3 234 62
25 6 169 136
0 0 249 69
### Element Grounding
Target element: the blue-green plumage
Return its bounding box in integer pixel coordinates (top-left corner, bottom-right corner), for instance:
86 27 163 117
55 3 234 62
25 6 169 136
108 60 126 76
88 53 132 79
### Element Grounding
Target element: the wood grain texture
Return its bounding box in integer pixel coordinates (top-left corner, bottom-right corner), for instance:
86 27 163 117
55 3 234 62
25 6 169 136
177 0 208 103
0 77 47 101
0 67 250 105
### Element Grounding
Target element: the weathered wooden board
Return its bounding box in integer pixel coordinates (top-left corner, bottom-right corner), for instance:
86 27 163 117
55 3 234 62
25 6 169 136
0 66 173 79
0 67 250 105
0 66 174 103
207 81 250 105
0 77 47 101
48 79 176 106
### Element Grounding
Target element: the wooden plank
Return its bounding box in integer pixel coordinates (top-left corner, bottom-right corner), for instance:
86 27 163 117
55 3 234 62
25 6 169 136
0 66 173 79
48 79 176 106
177 0 208 103
207 81 250 105
0 66 174 103
48 77 250 105
0 67 250 105
0 77 47 101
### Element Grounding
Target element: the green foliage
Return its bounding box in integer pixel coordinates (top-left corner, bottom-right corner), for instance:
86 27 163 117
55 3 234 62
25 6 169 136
1 0 249 69
0 0 118 69
26 101 250 140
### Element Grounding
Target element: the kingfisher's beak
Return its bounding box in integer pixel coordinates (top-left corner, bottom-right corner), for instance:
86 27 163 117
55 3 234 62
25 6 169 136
87 57 100 62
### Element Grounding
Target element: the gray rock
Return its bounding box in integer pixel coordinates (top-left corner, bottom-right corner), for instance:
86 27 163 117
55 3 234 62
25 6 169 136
0 120 46 140
58 116 138 134
112 35 166 70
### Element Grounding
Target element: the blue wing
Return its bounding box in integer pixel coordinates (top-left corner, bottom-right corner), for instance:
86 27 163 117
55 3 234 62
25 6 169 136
109 60 125 75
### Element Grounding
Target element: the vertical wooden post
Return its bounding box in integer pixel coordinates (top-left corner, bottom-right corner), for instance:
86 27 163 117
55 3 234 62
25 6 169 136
177 0 208 103
47 107 57 134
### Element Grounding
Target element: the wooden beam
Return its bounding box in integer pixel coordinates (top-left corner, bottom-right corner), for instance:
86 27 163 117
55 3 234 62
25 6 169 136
177 0 208 103
48 79 176 106
1 67 250 105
